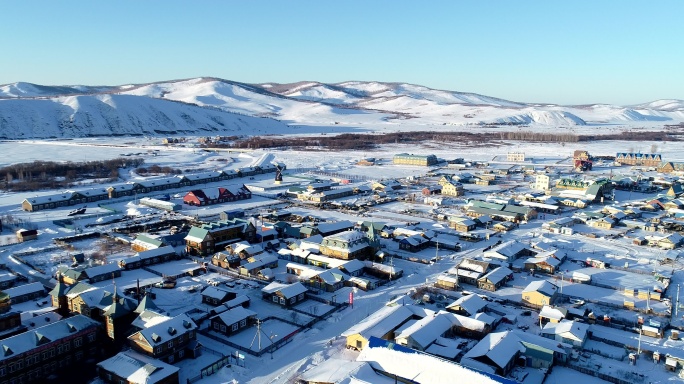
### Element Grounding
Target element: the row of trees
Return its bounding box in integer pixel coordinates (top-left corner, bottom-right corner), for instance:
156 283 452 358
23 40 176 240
222 129 680 151
0 157 145 192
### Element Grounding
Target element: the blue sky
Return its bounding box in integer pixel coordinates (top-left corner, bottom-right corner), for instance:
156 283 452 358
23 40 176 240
2 1 682 105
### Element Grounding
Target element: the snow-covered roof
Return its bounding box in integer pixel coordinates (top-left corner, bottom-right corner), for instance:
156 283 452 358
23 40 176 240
479 267 512 285
458 258 489 274
342 305 430 339
484 240 527 259
261 282 308 299
315 269 349 285
299 359 370 384
541 320 589 342
4 282 45 297
132 313 197 347
462 331 524 370
0 315 100 362
306 254 347 269
396 311 485 350
539 305 567 321
131 310 171 330
213 306 257 326
84 263 120 279
447 294 488 315
358 339 508 384
522 280 558 297
97 351 179 384
201 286 234 300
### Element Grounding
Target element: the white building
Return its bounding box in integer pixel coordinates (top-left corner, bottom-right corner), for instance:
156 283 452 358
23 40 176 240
534 174 551 191
507 152 525 162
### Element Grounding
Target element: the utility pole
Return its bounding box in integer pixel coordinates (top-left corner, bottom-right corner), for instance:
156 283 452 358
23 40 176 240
676 284 680 318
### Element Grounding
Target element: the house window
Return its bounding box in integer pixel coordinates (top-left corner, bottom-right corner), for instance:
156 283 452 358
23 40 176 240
272 296 278 303
214 323 219 330
178 350 185 359
298 294 304 300
240 319 246 327
74 337 83 347
280 297 285 305
290 297 296 304
155 347 162 354
231 323 239 331
0 367 5 376
220 325 226 332
75 352 83 361
167 341 174 348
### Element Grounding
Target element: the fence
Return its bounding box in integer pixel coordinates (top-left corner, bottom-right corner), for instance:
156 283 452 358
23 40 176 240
566 361 645 384
186 353 231 384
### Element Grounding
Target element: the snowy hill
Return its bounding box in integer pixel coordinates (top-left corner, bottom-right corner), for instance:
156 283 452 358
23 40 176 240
0 77 682 139
0 93 289 139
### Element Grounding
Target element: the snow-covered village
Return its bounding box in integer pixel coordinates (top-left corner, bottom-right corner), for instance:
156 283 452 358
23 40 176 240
3 2 684 383
0 132 683 384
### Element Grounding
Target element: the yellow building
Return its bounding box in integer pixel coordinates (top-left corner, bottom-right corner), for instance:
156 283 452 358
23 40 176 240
522 280 558 308
441 182 464 197
393 153 438 166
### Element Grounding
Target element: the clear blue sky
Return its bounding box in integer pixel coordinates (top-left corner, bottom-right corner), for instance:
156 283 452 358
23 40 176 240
2 1 682 105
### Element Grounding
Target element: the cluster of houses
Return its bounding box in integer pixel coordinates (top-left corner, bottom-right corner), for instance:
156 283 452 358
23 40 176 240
21 163 282 212
341 301 585 379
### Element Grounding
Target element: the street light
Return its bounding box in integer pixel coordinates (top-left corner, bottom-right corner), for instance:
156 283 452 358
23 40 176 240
269 332 277 359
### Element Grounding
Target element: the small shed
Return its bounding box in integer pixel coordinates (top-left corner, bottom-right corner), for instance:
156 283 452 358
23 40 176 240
16 229 38 242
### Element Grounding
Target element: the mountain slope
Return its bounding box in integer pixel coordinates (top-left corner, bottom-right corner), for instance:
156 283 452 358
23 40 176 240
0 77 682 139
0 93 288 139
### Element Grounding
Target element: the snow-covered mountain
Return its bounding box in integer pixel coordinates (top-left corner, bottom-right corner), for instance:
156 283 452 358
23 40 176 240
0 77 681 139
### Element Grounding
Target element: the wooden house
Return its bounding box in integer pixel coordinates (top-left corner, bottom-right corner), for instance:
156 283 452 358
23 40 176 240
131 234 164 252
118 246 176 270
211 251 241 269
127 314 199 363
446 294 488 316
261 282 308 307
209 307 257 336
422 186 442 195
201 286 237 306
541 320 589 348
449 217 477 232
477 267 513 292
398 235 430 252
522 280 558 308
319 231 371 260
435 274 459 291
184 219 256 256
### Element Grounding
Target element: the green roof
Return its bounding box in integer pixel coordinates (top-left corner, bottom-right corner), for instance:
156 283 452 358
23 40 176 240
135 235 163 247
522 342 554 362
187 226 210 240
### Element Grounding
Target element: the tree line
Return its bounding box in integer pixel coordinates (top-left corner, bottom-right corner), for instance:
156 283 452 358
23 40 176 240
0 157 144 192
211 130 680 151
